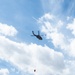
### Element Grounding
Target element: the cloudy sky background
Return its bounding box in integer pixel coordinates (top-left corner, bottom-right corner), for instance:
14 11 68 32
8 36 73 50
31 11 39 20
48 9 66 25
0 0 75 75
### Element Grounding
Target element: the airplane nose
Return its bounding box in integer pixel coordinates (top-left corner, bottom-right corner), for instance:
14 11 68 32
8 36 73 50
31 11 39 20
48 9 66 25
40 37 42 40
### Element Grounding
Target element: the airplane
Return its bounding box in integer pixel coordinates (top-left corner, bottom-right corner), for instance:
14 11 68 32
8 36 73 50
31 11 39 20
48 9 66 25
31 31 43 40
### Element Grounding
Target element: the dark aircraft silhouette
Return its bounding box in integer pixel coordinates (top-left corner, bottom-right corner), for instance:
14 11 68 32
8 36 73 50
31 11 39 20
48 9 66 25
31 31 43 40
34 69 36 72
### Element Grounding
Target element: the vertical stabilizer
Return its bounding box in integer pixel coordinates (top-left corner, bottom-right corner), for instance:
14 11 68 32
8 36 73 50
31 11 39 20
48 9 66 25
32 31 35 35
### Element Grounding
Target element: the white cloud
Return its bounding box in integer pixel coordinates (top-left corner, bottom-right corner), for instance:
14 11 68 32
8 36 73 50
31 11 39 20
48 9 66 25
0 32 75 75
37 13 75 75
42 13 54 20
0 23 18 36
68 39 75 57
67 19 75 36
38 13 54 23
38 13 75 58
38 13 68 49
0 21 75 75
0 68 9 75
0 35 65 75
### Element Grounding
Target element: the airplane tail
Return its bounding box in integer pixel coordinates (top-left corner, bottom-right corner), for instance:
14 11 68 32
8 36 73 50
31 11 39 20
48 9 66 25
32 31 35 36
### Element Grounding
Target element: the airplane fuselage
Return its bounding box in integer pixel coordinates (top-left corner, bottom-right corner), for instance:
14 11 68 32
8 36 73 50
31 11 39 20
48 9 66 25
35 35 42 40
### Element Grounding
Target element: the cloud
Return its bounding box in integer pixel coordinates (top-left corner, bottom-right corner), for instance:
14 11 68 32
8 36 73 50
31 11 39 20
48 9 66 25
0 23 18 36
0 34 65 75
67 19 75 36
0 22 66 75
0 21 75 75
0 68 9 75
38 13 75 58
37 13 75 75
68 39 75 57
38 13 67 49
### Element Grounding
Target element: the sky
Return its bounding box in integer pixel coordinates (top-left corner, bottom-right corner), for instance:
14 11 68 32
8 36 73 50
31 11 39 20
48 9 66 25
0 0 75 75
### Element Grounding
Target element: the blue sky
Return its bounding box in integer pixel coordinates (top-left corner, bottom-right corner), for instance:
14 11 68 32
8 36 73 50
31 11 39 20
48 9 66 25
0 0 75 75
